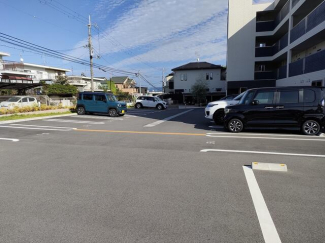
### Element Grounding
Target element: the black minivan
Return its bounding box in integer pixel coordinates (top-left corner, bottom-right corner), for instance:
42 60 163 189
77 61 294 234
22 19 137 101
224 86 325 135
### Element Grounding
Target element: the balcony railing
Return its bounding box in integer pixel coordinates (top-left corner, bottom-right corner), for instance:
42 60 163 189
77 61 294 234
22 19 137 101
255 33 288 57
256 21 275 32
305 49 325 73
255 71 276 80
277 65 287 79
255 46 274 57
290 1 325 43
275 0 290 26
289 59 304 77
256 0 289 32
292 0 300 8
289 49 325 77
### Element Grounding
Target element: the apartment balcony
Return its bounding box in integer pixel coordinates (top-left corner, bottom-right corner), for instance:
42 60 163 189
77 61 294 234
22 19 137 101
289 49 325 77
277 65 287 79
255 71 276 80
290 1 325 43
256 21 275 32
255 33 288 57
256 0 289 32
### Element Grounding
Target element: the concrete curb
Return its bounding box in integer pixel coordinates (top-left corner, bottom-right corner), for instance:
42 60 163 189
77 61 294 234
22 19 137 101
0 113 77 125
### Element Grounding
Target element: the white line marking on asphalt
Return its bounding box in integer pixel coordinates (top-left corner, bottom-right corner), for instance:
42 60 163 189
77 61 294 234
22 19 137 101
0 113 77 125
243 166 282 243
205 135 325 142
206 132 324 138
200 149 325 158
10 124 75 129
72 116 124 120
0 138 19 142
45 119 105 125
0 125 73 131
144 109 193 128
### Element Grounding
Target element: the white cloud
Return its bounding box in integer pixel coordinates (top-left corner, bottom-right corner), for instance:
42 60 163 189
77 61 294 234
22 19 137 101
70 0 228 72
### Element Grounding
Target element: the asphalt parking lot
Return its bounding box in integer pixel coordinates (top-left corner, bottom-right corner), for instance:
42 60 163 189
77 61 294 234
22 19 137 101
0 108 324 243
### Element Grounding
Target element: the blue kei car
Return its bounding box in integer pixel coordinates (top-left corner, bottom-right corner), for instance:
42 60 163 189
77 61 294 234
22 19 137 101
76 92 127 117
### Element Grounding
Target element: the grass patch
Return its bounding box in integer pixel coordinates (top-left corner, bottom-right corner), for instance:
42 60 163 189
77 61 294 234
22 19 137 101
0 111 73 121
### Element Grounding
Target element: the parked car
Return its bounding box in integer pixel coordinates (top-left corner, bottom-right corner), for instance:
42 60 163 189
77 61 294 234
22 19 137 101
0 96 37 109
205 92 246 124
135 96 168 110
224 86 325 135
76 92 127 116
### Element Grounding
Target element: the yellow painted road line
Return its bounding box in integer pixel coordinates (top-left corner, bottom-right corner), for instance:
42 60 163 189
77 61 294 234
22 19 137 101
74 128 206 136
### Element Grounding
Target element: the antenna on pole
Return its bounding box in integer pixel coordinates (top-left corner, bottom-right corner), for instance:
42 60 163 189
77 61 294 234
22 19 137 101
88 15 94 92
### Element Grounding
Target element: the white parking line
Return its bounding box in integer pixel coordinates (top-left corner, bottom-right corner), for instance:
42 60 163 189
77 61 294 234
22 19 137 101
200 149 325 158
0 125 73 131
243 166 282 243
45 119 105 125
10 124 76 129
206 132 324 138
205 135 325 142
144 109 193 128
0 138 19 142
72 116 124 120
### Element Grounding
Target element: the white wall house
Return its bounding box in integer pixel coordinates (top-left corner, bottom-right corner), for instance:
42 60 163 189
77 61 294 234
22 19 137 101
67 76 104 92
0 51 71 92
227 0 325 94
171 62 226 103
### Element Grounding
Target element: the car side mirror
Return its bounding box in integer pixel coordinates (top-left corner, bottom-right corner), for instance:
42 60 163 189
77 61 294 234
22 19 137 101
252 100 259 105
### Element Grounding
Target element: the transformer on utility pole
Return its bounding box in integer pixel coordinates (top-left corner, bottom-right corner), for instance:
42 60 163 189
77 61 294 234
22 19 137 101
88 15 94 92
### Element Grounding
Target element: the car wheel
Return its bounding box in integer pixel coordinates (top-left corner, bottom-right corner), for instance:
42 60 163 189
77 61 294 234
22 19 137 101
227 118 244 133
302 120 320 135
119 114 125 116
135 103 142 109
77 106 86 115
109 109 118 117
213 110 225 125
156 104 163 110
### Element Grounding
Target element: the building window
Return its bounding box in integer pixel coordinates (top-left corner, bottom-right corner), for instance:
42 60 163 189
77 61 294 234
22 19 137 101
258 65 266 71
216 88 222 92
37 71 43 74
312 80 323 87
206 73 213 80
181 74 187 81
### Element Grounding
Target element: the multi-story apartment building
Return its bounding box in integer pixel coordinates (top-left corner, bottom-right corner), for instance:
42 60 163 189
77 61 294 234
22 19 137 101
227 0 325 94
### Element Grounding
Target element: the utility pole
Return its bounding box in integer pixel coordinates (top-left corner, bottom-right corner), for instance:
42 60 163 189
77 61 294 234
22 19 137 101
88 15 94 92
137 71 141 95
162 68 165 93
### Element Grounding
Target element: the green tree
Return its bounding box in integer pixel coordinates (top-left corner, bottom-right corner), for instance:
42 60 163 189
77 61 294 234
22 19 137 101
191 80 208 105
107 79 117 94
48 84 78 96
55 75 68 85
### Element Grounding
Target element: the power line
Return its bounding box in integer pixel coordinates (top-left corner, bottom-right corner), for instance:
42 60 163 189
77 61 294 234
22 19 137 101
0 32 137 76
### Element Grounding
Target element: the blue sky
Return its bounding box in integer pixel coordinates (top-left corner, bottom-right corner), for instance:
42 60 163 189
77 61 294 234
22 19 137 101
1 0 233 89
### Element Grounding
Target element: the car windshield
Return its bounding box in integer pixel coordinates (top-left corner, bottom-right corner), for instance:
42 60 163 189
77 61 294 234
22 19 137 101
155 97 162 101
7 97 21 102
239 91 255 105
107 95 117 102
234 91 247 101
